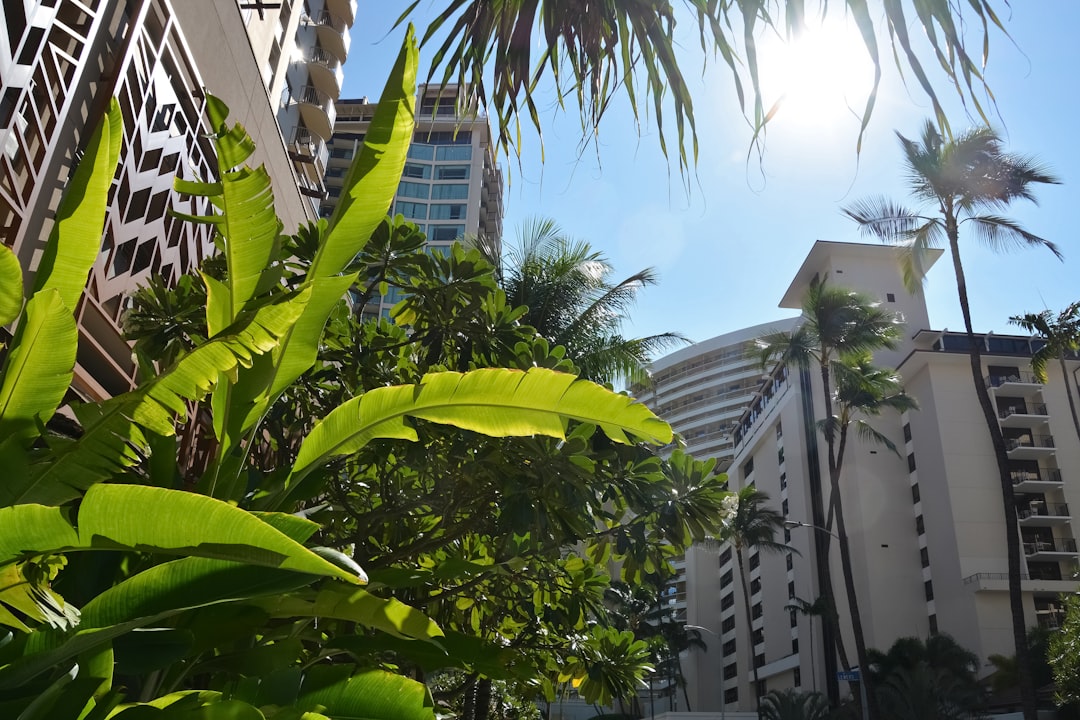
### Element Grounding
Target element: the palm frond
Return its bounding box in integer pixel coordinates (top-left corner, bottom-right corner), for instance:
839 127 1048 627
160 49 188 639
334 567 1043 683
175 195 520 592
964 215 1062 260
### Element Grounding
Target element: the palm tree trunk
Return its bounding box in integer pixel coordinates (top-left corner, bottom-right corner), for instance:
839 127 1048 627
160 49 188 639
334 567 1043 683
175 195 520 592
833 425 876 720
1059 355 1080 447
475 678 492 720
737 545 763 720
819 363 853 676
946 227 1037 720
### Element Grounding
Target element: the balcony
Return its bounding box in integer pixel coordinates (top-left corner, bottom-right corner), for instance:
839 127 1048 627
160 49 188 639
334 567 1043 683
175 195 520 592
1017 502 1071 526
311 10 351 63
1023 537 1078 560
998 402 1049 427
987 371 1043 397
293 85 336 141
288 127 328 174
1011 467 1063 492
306 45 344 99
1006 434 1056 459
325 0 356 24
296 172 326 200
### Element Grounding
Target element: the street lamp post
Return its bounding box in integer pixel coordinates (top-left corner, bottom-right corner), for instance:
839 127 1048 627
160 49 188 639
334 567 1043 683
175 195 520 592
784 520 869 720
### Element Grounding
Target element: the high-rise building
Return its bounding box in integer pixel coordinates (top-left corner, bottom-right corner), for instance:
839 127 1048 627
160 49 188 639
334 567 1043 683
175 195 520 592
0 0 354 399
321 84 505 319
649 240 1079 713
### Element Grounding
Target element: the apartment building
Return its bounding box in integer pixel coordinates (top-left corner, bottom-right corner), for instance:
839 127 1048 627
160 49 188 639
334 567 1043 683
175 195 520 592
651 240 1079 713
321 84 505 319
0 0 354 399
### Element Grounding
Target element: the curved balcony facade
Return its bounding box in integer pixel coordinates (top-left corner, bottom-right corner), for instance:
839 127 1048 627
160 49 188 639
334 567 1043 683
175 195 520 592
294 85 337 141
325 0 356 25
312 10 351 63
307 45 344 99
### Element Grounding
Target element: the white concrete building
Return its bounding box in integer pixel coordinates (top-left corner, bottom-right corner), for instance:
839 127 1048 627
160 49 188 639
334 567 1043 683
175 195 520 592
321 84 505 319
648 240 1078 713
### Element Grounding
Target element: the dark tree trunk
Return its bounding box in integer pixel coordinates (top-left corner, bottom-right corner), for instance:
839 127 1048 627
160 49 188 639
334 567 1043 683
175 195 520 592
819 363 852 676
475 678 492 720
946 226 1037 720
462 676 478 720
737 545 763 720
832 425 877 720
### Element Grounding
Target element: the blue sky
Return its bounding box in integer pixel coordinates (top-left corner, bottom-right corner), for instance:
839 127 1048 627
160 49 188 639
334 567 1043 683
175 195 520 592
342 3 1080 346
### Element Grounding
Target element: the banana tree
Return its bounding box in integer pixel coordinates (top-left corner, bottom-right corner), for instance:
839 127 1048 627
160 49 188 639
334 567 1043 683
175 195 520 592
0 25 679 719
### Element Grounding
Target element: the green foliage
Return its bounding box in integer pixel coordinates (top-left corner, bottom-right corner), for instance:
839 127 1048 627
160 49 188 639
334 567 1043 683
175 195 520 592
399 1 1011 170
761 689 830 720
0 23 727 720
1050 594 1080 705
867 634 985 720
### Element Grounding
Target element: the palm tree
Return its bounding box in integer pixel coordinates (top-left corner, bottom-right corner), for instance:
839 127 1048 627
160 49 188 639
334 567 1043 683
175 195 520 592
1010 302 1080 446
844 119 1060 720
757 276 901 704
761 688 830 720
721 486 790 719
827 354 919 717
867 634 985 720
483 217 687 385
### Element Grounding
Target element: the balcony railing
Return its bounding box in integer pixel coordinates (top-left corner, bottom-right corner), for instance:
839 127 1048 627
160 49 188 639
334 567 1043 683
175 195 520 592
306 45 344 96
1023 538 1078 555
1018 502 1070 520
1011 467 1063 486
293 85 336 139
288 127 328 167
998 402 1048 419
312 10 351 61
1007 435 1055 451
987 371 1041 387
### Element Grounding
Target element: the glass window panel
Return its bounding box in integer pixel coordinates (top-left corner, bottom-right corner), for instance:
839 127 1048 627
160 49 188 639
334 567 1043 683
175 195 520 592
398 181 430 199
428 224 464 241
429 204 467 220
435 165 470 180
407 144 434 160
431 184 469 200
435 145 472 161
402 163 431 179
394 201 427 220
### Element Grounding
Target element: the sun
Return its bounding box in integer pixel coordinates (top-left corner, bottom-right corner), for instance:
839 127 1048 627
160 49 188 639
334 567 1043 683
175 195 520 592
755 19 878 130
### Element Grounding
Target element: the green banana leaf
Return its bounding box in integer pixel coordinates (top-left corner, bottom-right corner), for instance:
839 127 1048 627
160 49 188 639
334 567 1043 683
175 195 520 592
251 584 441 642
0 244 21 327
0 289 78 441
285 368 672 502
31 98 122 311
1 288 309 507
0 484 362 584
293 665 434 720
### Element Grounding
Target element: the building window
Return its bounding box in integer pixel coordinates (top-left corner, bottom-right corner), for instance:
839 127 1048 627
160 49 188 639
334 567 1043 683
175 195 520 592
431 183 469 200
394 201 427 220
908 452 917 473
398 181 430 199
429 203 467 220
887 293 896 302
752 628 765 645
720 547 732 566
784 528 791 543
750 578 761 595
794 668 802 687
788 580 795 598
916 515 925 535
752 603 763 620
929 614 939 634
903 423 912 443
749 553 760 570
402 163 431 179
435 145 472 161
790 610 798 628
330 147 354 159
755 654 766 669
792 638 799 654
435 165 470 180
776 422 783 438
911 483 921 503
924 580 934 601
722 616 736 632
427 224 465 242
723 639 737 655
407 144 435 161
921 547 930 567
780 472 787 489
778 447 785 464
742 457 754 478
782 499 789 515
786 554 794 571
724 663 738 680
725 688 739 704
721 569 733 585
721 593 735 611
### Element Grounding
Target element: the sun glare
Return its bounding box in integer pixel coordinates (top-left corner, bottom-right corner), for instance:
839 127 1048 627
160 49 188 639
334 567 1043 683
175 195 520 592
756 20 878 130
